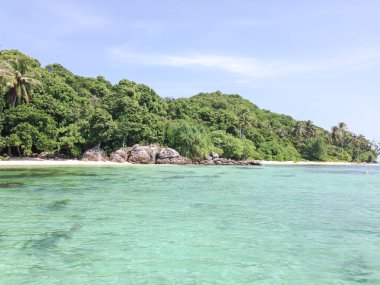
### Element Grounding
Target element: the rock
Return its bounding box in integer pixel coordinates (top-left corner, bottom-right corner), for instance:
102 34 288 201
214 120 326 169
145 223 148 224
197 157 262 166
167 156 192 165
156 147 192 165
127 144 160 164
211 152 219 159
199 160 215 165
110 148 129 163
248 160 262 166
157 147 180 159
81 147 108 162
38 152 49 159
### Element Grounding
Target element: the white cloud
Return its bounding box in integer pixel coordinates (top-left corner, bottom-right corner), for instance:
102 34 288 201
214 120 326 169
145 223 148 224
108 47 380 79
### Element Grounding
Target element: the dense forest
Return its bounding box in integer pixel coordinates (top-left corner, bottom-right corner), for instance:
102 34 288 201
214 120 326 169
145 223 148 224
0 50 378 162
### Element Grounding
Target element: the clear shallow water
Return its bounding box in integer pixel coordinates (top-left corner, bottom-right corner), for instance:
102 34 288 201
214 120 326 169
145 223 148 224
0 164 380 284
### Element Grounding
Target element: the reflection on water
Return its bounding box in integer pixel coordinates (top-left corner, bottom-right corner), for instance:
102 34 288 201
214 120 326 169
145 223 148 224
0 165 380 284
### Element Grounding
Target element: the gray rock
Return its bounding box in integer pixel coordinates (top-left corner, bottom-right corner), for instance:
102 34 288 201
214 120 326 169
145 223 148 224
211 152 219 159
157 148 180 159
81 147 108 162
127 144 161 164
110 148 129 163
156 147 191 165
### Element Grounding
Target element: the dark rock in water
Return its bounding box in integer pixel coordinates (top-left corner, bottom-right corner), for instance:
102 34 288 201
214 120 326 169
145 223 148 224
156 147 192 165
109 148 129 163
0 182 24 188
24 224 83 250
81 147 108 162
127 144 160 164
47 199 71 211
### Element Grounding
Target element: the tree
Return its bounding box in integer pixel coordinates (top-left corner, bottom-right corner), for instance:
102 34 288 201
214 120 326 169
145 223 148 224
292 121 306 138
211 130 257 160
303 137 327 161
87 108 116 148
331 122 348 146
165 120 213 159
304 120 317 138
0 59 40 106
237 110 252 139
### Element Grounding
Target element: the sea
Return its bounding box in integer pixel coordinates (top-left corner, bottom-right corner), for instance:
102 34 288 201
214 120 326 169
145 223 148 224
0 164 379 284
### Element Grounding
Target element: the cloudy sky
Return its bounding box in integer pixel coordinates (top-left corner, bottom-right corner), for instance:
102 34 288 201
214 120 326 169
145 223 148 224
1 0 379 141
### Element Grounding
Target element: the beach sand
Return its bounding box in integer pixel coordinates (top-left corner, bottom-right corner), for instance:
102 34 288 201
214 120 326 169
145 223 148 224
0 158 131 167
0 158 375 167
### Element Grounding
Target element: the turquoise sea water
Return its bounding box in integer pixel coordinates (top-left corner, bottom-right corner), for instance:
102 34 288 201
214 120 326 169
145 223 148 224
0 164 380 284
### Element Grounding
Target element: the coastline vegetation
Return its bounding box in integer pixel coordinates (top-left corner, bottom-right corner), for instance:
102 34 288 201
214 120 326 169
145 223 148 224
0 50 378 162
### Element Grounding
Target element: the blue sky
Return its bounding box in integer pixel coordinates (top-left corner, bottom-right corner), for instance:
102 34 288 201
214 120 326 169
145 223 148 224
1 0 379 141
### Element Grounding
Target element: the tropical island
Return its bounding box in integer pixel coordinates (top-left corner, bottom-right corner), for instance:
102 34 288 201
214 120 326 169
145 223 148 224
0 50 378 163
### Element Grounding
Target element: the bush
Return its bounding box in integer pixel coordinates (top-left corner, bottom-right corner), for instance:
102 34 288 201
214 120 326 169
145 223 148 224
303 137 327 161
164 120 213 159
211 130 257 160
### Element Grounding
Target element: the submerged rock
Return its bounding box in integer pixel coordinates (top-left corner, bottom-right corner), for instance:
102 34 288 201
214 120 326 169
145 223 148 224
81 147 108 162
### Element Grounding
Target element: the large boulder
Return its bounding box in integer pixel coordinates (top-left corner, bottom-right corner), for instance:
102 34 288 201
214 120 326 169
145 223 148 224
110 148 129 163
157 147 180 160
127 144 161 164
81 147 108 162
156 147 192 165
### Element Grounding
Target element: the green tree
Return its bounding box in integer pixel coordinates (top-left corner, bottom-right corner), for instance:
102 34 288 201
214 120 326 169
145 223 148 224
303 137 327 161
0 59 40 106
87 108 116 148
165 120 213 159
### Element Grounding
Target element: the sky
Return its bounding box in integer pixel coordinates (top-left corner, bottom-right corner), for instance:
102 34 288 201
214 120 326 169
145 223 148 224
1 0 379 141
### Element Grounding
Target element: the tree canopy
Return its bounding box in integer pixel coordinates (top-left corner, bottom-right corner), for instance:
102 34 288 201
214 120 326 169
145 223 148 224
0 50 378 162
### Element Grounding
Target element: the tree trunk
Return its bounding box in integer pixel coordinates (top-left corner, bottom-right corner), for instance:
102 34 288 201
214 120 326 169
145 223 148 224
16 146 22 158
8 146 12 157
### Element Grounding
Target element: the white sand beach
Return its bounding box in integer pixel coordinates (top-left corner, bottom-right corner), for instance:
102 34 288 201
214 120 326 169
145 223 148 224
0 159 131 167
0 158 375 167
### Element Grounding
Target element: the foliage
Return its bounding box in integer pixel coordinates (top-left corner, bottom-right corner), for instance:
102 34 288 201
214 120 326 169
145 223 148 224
211 130 257 160
303 137 327 161
164 120 213 159
0 50 377 162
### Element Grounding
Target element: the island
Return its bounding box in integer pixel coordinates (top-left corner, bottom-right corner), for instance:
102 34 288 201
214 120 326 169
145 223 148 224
0 50 378 163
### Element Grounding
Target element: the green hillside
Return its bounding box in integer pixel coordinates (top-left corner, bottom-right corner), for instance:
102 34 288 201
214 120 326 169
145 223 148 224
0 50 378 162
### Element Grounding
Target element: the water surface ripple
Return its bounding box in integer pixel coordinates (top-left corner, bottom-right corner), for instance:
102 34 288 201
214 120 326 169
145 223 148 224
1 164 380 284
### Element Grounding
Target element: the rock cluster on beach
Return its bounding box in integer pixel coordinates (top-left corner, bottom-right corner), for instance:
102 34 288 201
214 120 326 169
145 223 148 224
81 145 261 166
82 144 191 165
81 148 109 162
196 152 261 166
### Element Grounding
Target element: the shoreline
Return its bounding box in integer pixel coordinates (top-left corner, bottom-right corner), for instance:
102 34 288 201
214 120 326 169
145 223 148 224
0 158 377 167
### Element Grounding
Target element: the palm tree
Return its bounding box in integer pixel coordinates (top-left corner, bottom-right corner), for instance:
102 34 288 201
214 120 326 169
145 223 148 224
331 122 348 147
0 59 40 106
304 120 317 138
238 110 252 138
292 121 306 138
